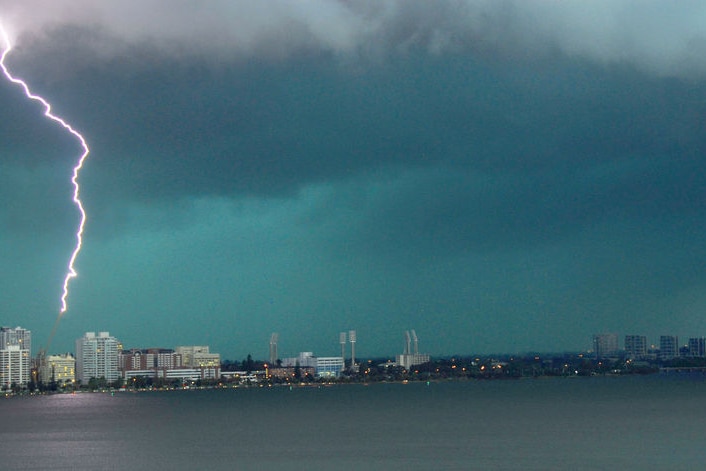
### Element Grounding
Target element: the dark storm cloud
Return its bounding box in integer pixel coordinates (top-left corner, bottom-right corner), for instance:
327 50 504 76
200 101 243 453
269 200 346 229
8 39 706 242
4 1 706 210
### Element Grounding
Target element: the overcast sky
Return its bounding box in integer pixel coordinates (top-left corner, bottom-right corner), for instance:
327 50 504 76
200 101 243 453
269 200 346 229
2 1 706 360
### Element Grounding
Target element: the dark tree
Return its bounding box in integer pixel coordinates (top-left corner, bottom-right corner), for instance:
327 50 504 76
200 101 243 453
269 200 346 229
244 354 255 374
294 361 301 380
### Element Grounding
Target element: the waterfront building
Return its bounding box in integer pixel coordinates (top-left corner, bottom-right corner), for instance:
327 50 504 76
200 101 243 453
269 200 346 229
687 338 706 357
624 335 648 359
282 352 318 369
0 345 30 389
120 348 183 371
0 326 31 354
175 346 220 377
40 353 76 386
122 367 219 383
593 333 619 359
659 335 679 360
162 367 219 381
280 353 343 378
397 353 431 370
75 332 120 385
175 346 220 368
0 326 31 389
268 366 316 379
316 357 344 378
395 329 431 370
121 346 218 382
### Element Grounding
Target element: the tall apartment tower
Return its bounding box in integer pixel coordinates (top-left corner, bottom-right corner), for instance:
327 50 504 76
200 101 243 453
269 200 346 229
593 333 618 359
75 332 120 385
0 326 31 389
624 335 647 359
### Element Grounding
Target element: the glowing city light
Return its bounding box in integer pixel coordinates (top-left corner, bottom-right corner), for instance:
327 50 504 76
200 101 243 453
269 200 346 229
0 22 90 316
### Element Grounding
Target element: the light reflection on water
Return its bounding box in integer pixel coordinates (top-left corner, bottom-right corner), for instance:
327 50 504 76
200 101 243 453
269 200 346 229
1 376 705 470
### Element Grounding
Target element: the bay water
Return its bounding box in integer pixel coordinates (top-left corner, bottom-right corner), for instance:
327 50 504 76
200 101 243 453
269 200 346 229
1 375 705 470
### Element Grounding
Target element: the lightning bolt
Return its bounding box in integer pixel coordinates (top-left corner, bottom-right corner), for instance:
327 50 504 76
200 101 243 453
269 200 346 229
0 23 89 328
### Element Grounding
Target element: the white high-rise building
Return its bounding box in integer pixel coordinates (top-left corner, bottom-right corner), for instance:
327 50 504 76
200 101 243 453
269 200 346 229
0 326 31 389
0 345 31 389
75 332 120 384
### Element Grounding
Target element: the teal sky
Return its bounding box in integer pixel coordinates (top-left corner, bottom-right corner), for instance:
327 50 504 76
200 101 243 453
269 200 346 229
2 1 706 360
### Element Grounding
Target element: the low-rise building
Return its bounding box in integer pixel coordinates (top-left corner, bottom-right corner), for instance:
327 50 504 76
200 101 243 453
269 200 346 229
282 352 317 369
41 353 76 386
281 353 344 378
120 346 220 383
316 357 345 378
120 348 183 371
396 353 431 370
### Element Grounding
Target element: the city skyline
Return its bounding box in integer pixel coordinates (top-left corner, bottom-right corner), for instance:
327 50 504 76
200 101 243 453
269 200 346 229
3 2 706 359
5 318 706 363
6 321 706 390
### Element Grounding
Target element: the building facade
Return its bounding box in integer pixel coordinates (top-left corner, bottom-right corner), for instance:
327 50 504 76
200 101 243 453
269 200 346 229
0 326 31 389
659 335 679 360
120 348 183 371
75 332 120 384
687 338 706 357
280 353 344 378
624 335 648 359
282 352 317 369
0 345 30 389
396 353 431 370
41 353 76 386
175 346 220 368
593 333 619 359
0 326 31 353
120 347 219 382
316 357 344 378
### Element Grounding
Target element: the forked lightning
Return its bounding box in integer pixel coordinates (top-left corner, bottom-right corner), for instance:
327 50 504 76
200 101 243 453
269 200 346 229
0 22 90 325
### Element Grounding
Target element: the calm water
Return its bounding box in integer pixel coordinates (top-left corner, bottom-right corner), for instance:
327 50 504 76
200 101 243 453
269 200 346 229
1 376 706 470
